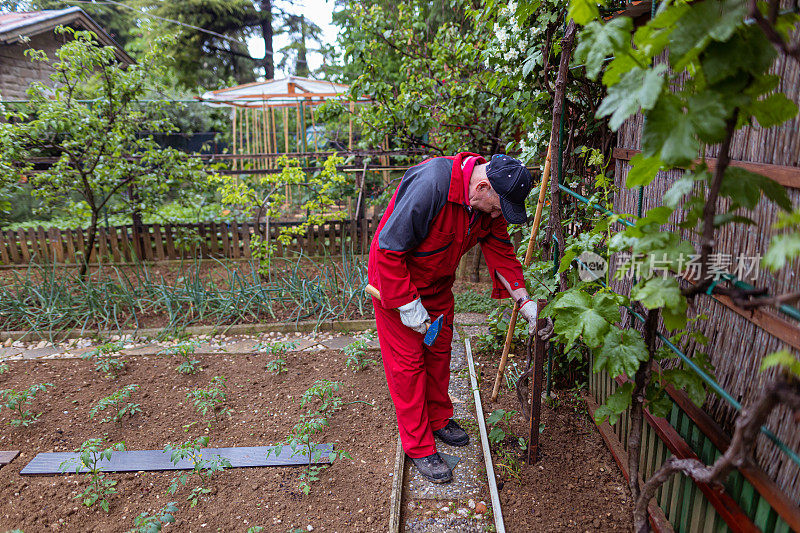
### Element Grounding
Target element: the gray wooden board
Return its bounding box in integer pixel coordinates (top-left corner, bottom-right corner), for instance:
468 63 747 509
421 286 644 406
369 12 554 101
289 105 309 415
0 450 19 466
20 444 334 475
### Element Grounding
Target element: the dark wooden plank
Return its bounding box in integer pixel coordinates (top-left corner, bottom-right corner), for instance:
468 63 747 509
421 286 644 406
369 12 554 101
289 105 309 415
0 450 20 466
152 223 166 261
97 228 109 263
0 230 11 265
527 301 549 464
208 222 220 257
141 225 154 261
612 376 759 533
5 230 21 264
241 223 253 258
74 228 86 264
583 393 674 533
16 229 30 263
220 223 231 259
36 226 50 262
231 223 241 258
107 226 121 263
612 148 800 189
163 224 177 260
711 294 800 352
664 384 800 531
51 227 64 264
119 225 133 262
20 444 335 474
63 229 76 264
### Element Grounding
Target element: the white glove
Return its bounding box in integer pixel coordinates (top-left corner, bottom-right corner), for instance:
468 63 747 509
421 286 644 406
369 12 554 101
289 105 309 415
397 298 431 334
519 299 555 340
518 299 539 335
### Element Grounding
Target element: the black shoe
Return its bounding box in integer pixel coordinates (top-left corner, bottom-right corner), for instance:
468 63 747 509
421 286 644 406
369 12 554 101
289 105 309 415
410 452 452 483
433 419 470 447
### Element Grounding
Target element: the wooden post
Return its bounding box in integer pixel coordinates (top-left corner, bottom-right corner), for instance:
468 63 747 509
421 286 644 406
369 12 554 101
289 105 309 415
283 107 290 153
527 303 548 464
271 106 277 156
381 135 390 185
295 103 301 154
232 107 238 171
263 102 270 168
491 145 553 402
310 104 317 152
349 101 354 150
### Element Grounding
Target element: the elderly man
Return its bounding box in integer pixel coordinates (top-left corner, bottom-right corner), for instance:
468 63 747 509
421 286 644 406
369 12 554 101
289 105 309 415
368 152 539 483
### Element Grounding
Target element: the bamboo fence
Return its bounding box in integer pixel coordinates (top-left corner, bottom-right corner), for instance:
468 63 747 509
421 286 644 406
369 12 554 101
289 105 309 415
609 51 800 505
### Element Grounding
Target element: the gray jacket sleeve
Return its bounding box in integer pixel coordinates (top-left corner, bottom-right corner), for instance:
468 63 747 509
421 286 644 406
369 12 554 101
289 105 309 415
377 159 452 252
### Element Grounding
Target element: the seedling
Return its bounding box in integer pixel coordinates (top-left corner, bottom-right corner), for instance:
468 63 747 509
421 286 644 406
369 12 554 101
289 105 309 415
0 383 54 426
158 340 202 374
164 436 231 508
80 341 126 378
486 408 518 446
126 502 178 533
59 437 125 512
344 332 377 372
264 357 287 375
186 376 231 426
89 384 141 423
300 379 342 414
0 363 9 374
254 340 296 355
267 415 350 495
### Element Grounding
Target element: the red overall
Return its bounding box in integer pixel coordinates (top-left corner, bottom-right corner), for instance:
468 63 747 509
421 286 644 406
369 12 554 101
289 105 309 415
368 152 525 458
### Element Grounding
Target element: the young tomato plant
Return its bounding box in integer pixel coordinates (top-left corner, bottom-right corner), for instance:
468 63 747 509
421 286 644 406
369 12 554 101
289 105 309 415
486 408 517 446
186 376 231 427
89 384 141 423
0 363 9 374
126 501 178 533
300 380 343 415
0 383 54 426
164 436 231 508
343 331 376 372
258 341 295 374
267 415 350 495
80 341 125 378
59 438 125 512
158 340 202 374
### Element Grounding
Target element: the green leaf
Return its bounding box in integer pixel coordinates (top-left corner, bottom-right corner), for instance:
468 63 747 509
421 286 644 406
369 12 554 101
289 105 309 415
542 289 621 348
594 326 649 378
664 369 706 406
721 166 792 211
602 53 640 86
645 385 674 418
760 349 800 377
568 0 602 25
597 65 665 131
702 26 776 85
575 18 633 80
669 0 747 70
749 93 799 129
663 176 697 208
687 92 729 143
626 153 663 187
642 93 699 166
762 234 800 271
594 382 633 425
632 277 686 316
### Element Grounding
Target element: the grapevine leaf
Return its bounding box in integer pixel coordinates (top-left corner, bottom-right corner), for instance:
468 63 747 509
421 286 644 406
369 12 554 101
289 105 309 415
762 234 800 271
663 176 697 208
542 289 620 348
596 65 665 131
646 384 674 418
626 153 663 187
568 0 602 25
632 277 685 315
669 0 747 70
687 92 729 143
721 166 792 211
594 326 649 378
664 368 706 406
641 93 699 166
594 382 633 425
749 93 799 129
575 18 633 80
760 349 800 377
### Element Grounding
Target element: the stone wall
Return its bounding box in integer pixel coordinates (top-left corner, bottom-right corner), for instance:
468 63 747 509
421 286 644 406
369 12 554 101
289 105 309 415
0 31 69 100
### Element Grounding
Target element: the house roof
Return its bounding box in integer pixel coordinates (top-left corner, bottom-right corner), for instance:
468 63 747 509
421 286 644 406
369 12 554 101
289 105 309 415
199 76 368 108
0 7 133 65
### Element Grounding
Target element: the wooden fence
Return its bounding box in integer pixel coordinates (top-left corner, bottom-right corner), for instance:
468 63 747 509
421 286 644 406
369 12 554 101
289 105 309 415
0 219 380 265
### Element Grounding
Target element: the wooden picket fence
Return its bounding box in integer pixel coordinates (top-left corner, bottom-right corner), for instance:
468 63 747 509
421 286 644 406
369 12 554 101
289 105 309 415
0 219 379 265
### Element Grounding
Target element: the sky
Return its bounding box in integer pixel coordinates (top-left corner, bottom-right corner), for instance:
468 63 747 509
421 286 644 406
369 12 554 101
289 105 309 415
247 0 339 79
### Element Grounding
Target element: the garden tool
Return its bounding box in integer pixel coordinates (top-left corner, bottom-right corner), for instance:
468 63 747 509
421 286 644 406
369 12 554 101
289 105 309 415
364 284 444 346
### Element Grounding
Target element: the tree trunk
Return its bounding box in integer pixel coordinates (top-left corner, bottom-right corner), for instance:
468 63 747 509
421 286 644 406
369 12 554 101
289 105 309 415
259 0 274 79
296 14 309 77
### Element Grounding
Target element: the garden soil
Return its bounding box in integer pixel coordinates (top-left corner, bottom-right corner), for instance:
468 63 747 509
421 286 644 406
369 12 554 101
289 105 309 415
0 349 393 532
473 347 634 532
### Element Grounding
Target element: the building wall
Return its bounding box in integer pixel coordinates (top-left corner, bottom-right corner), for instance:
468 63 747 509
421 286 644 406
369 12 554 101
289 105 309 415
0 31 69 100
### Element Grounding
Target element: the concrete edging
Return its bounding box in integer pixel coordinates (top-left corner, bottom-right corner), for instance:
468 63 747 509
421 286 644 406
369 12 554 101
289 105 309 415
0 319 376 342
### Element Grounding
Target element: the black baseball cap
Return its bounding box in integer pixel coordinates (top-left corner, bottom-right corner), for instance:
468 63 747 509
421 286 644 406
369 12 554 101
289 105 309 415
486 154 533 224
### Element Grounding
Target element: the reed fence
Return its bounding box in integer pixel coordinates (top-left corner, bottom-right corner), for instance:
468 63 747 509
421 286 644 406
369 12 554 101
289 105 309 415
0 219 380 266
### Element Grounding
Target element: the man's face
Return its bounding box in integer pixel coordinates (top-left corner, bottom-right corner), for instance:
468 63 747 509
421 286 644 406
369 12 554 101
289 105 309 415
470 181 503 218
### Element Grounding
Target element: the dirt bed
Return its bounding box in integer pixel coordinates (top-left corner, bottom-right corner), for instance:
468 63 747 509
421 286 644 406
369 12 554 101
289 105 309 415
0 349 393 532
473 349 634 531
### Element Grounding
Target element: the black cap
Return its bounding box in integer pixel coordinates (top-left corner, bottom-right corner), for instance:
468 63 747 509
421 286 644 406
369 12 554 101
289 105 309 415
486 154 533 224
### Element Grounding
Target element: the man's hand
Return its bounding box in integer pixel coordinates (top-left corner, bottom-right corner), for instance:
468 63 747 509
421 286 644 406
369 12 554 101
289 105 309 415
397 298 431 334
518 299 555 340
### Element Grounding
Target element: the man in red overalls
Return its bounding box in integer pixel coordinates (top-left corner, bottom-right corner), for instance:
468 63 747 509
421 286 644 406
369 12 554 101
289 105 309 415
368 152 541 483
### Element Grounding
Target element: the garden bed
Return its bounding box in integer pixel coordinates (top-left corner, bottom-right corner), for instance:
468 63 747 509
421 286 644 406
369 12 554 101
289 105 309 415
0 348 394 532
473 348 634 531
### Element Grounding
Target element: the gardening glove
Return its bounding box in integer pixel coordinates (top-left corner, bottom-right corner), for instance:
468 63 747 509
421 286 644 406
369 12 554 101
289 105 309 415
397 298 431 335
518 299 555 340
